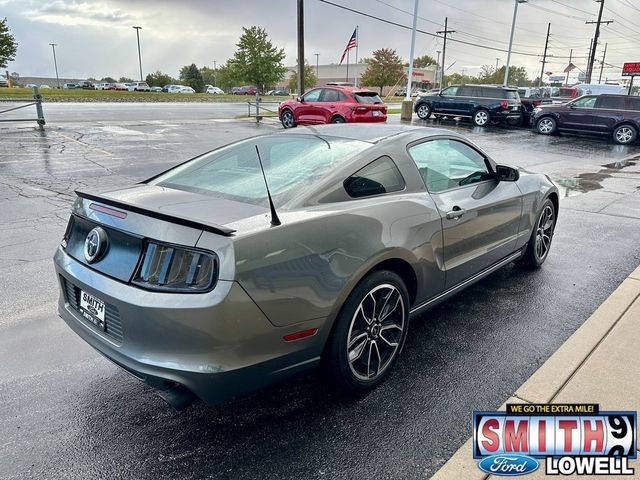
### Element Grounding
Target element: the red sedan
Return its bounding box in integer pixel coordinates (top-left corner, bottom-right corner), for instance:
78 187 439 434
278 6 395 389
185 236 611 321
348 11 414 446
278 86 387 128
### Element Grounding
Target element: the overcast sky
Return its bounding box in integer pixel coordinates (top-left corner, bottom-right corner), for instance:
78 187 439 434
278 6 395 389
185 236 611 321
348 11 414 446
2 0 638 82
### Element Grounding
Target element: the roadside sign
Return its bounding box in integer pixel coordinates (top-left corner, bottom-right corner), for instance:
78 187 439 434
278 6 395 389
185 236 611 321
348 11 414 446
622 62 640 76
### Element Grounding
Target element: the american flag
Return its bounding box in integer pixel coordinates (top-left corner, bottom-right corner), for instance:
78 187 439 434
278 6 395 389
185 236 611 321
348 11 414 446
339 28 358 65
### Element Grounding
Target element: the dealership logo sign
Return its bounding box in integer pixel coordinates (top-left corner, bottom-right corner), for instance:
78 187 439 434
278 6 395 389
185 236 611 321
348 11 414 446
473 404 637 476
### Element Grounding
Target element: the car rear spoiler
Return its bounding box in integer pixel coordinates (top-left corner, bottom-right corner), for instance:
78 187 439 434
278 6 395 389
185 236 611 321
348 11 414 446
75 190 236 236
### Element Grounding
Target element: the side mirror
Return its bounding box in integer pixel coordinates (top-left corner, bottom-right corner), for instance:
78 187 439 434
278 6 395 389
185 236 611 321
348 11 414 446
496 165 520 182
297 96 303 102
568 104 576 109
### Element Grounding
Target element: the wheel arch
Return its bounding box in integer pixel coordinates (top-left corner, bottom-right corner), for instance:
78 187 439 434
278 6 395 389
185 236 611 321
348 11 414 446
612 120 638 132
330 114 346 123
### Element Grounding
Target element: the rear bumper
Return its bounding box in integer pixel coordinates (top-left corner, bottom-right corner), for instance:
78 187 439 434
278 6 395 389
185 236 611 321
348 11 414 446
349 114 387 123
54 247 323 405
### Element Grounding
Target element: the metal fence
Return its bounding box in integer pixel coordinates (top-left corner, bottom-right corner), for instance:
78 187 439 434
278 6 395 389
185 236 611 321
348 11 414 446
0 86 46 129
247 93 282 124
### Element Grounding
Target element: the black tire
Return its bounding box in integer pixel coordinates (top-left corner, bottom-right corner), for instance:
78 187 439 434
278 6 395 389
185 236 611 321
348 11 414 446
536 116 557 135
519 198 556 268
613 124 637 145
331 116 345 124
473 108 490 127
323 270 409 394
280 109 296 129
416 103 432 120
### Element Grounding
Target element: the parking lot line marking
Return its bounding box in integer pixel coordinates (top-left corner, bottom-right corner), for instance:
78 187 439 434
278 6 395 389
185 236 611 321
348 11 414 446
51 132 113 156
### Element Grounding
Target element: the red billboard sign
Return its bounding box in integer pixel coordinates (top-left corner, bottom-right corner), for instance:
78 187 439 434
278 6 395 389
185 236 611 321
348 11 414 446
622 62 640 76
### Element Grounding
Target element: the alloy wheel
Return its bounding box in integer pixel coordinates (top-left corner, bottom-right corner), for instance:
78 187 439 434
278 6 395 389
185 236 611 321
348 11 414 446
474 110 488 126
346 284 405 381
615 126 635 144
535 204 554 261
538 118 555 134
281 110 295 128
417 105 431 119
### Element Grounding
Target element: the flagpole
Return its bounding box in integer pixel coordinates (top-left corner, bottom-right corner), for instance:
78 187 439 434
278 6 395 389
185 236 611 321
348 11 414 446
354 26 359 87
346 49 349 83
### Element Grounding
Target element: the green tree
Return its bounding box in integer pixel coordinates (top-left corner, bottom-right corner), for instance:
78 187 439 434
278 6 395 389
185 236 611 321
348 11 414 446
145 70 175 87
214 62 240 92
200 66 216 86
231 26 286 90
477 65 532 86
0 18 17 69
180 63 205 91
100 76 117 83
360 48 404 94
413 55 438 68
288 61 317 93
118 76 134 83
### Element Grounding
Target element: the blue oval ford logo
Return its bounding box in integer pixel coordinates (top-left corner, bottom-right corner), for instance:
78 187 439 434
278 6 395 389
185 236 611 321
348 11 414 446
478 454 539 476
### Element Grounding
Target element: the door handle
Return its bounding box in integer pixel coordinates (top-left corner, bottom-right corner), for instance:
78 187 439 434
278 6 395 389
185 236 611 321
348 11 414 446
446 207 466 219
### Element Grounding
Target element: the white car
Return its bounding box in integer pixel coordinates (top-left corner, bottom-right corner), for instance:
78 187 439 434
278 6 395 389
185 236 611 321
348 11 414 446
127 82 150 92
206 86 224 94
166 85 184 93
39 85 51 89
179 86 195 94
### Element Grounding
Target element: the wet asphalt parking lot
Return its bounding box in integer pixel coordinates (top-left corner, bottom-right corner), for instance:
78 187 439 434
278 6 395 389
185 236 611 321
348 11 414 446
1 105 639 480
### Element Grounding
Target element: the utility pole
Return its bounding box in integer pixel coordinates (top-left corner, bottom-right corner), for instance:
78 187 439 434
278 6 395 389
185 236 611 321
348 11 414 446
598 42 608 84
401 0 419 120
49 43 60 89
314 53 319 81
436 18 455 89
539 23 551 87
297 0 304 95
505 1 527 86
585 0 613 83
435 50 441 88
496 57 500 72
565 49 572 87
132 26 143 81
213 60 217 87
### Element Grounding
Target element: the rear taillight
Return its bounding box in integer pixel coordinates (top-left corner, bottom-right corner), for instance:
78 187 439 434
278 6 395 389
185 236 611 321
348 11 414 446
133 241 219 292
351 105 368 112
500 100 508 110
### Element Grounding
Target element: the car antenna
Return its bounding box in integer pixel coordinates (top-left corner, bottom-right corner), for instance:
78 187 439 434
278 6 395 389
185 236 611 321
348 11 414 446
254 145 281 226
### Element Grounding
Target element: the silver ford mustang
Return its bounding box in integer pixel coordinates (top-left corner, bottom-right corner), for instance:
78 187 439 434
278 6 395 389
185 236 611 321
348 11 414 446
54 124 558 409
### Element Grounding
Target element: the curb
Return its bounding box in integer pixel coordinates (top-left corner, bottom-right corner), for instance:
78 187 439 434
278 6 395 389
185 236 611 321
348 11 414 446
431 264 640 480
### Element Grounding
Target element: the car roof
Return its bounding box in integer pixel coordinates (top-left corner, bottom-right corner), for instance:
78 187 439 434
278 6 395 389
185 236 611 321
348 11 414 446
455 84 518 91
278 124 459 143
317 85 377 94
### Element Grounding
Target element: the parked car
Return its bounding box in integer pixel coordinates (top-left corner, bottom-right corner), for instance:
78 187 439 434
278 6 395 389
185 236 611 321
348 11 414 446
233 85 258 95
77 80 95 90
103 83 117 91
114 83 128 91
206 86 225 94
279 86 387 128
178 86 195 93
63 83 78 89
39 85 51 89
532 94 640 145
150 86 163 92
268 89 289 96
414 84 522 126
54 124 558 408
127 82 150 92
0 77 8 87
25 83 38 88
166 85 186 93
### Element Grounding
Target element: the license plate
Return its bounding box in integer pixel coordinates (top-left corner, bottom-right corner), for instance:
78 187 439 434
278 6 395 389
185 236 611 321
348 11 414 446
372 110 381 117
80 290 106 329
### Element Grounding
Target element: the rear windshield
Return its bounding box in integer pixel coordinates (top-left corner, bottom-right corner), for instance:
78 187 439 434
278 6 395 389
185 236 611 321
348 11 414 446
148 135 369 207
558 89 575 97
354 92 384 104
503 90 519 100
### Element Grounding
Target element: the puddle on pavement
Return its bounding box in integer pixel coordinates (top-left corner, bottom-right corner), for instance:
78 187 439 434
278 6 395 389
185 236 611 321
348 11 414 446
556 156 640 197
601 158 638 170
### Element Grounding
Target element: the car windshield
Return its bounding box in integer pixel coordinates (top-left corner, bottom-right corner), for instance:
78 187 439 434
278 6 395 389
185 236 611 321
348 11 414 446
148 135 369 207
354 92 383 104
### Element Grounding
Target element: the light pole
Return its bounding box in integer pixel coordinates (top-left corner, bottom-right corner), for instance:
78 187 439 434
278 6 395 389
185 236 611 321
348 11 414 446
49 43 60 89
314 53 320 80
132 26 143 81
496 57 500 72
504 0 527 86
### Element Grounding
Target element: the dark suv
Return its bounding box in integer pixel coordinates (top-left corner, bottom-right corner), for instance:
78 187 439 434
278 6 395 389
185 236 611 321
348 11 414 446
531 94 640 145
414 84 522 126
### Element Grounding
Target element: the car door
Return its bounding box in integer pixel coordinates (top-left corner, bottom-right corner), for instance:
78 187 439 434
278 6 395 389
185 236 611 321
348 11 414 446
407 137 523 288
455 85 478 116
432 86 460 115
296 88 324 124
592 96 626 133
562 96 599 131
318 88 342 122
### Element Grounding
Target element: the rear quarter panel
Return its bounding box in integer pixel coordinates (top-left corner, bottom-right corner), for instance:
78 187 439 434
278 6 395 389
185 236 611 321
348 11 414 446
514 172 559 250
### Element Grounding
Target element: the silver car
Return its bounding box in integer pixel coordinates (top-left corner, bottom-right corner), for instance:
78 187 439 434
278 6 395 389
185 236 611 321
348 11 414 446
54 125 558 409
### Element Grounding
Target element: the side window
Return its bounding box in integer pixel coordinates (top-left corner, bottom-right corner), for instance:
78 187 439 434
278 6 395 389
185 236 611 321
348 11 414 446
572 96 597 108
408 139 493 193
441 86 459 97
303 89 322 102
596 96 625 109
338 91 349 101
629 97 640 111
458 86 476 97
322 89 340 102
344 156 405 198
